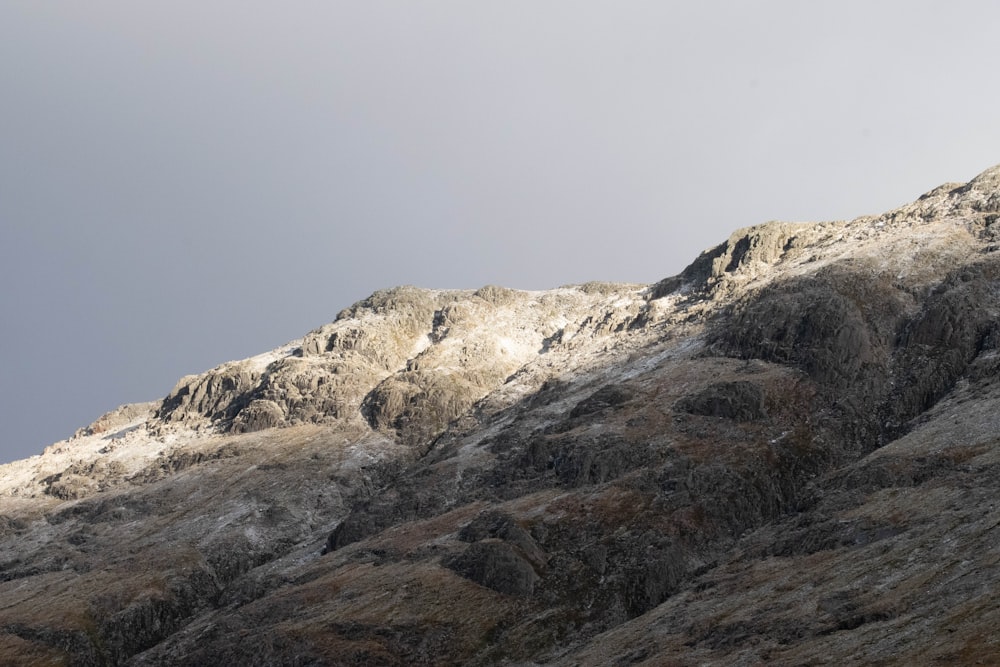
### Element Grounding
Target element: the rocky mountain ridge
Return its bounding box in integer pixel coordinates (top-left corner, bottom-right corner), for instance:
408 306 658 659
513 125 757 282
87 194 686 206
3 165 1000 665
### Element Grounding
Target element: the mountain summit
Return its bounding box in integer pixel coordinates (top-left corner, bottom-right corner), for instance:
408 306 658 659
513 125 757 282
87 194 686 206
4 166 1000 665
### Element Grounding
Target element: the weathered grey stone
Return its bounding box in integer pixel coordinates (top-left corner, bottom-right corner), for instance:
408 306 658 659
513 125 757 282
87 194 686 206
443 540 539 596
675 381 764 421
6 165 1000 667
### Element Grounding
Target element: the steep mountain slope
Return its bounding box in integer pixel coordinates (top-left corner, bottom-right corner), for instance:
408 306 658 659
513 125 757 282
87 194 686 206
3 165 1000 665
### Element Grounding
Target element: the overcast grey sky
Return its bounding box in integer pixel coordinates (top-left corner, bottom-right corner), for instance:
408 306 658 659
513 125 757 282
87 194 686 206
2 2 999 464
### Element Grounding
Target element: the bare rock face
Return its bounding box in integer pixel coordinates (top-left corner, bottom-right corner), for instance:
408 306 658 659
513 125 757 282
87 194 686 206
444 540 539 597
4 165 1000 665
151 284 647 448
676 380 765 421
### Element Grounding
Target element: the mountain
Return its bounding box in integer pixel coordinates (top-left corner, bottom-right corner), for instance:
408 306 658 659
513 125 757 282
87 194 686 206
4 165 1000 665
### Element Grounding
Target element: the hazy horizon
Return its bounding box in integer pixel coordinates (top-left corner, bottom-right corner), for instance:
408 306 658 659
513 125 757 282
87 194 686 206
3 2 1000 464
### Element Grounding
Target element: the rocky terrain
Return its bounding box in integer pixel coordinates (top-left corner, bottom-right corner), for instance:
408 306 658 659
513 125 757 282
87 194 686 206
3 165 1000 665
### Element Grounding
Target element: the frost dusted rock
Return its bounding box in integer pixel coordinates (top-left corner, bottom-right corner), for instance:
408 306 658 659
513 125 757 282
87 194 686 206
74 401 158 438
6 166 1000 666
151 283 650 443
157 365 261 425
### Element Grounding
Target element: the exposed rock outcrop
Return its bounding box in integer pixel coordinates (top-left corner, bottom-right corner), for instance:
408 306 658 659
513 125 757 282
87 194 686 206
3 165 1000 665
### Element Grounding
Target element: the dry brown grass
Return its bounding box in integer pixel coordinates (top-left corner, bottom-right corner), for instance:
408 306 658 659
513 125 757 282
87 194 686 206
0 634 69 667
